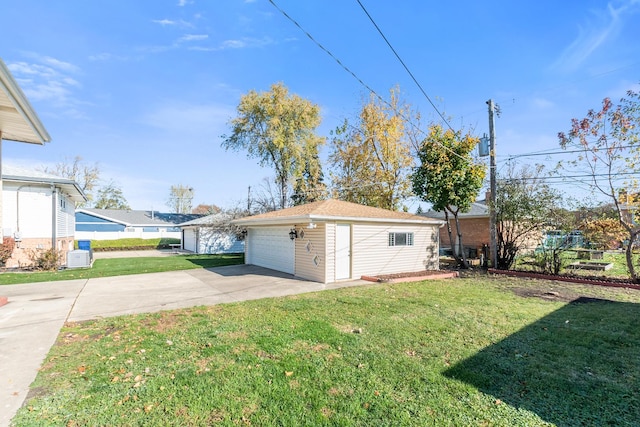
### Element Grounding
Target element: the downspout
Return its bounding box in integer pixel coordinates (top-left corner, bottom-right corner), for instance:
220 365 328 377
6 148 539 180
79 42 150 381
15 184 32 247
0 132 3 244
51 184 57 251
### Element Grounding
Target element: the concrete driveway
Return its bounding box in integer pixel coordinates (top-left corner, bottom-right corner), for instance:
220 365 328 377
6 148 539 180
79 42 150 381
0 264 367 427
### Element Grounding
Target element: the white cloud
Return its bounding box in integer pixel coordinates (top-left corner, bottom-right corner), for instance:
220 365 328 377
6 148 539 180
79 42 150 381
551 0 640 72
7 56 86 118
153 18 177 26
179 34 209 42
188 36 273 52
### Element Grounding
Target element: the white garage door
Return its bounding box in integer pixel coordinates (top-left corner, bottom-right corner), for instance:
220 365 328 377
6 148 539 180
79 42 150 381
248 226 295 274
183 229 197 253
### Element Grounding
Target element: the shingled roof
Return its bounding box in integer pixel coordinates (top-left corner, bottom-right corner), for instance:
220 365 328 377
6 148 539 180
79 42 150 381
78 208 205 227
233 199 443 226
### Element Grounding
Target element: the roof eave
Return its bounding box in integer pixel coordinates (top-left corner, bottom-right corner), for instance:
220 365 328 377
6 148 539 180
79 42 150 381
232 214 445 227
3 174 87 202
0 59 51 144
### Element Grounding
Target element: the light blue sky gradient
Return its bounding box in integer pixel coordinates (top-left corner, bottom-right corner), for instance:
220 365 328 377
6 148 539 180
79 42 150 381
2 0 639 210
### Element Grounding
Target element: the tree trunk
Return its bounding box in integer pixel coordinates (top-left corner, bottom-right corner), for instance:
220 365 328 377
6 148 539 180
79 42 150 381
444 210 463 267
625 234 639 282
453 212 469 268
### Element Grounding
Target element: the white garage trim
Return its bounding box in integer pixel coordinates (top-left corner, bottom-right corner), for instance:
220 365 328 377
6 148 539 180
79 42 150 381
247 226 294 274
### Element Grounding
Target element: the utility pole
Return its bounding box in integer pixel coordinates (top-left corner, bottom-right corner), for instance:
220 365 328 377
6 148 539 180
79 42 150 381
487 99 497 269
247 186 251 213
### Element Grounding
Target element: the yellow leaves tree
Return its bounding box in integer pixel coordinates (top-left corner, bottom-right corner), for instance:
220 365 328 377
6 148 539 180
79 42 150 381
329 87 416 211
222 82 325 209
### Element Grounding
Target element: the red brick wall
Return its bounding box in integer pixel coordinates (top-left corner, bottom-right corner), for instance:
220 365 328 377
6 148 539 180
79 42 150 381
440 218 490 250
4 238 73 269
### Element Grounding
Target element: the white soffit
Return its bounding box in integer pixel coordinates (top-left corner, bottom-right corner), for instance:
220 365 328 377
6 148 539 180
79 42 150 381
0 58 51 144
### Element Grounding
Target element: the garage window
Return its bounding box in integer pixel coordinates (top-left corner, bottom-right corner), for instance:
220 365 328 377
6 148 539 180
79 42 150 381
388 232 413 246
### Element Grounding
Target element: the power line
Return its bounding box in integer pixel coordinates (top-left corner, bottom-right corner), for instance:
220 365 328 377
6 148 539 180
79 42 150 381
501 143 640 162
267 0 470 162
355 0 453 131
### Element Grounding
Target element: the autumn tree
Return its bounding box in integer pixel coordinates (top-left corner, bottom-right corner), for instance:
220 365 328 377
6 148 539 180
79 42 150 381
192 204 221 215
580 218 626 250
558 88 640 281
329 87 416 210
222 82 325 209
494 164 563 270
250 176 290 214
42 156 100 207
292 148 328 206
412 125 486 268
94 181 130 210
167 184 194 214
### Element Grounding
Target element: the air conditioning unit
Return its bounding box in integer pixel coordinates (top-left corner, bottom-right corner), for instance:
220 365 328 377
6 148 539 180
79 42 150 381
67 250 92 269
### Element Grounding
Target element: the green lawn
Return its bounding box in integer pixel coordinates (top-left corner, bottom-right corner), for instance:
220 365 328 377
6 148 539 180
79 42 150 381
514 250 634 279
0 253 244 285
12 275 640 426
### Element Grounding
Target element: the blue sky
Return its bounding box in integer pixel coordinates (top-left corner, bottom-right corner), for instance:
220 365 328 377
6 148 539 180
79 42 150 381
2 0 639 211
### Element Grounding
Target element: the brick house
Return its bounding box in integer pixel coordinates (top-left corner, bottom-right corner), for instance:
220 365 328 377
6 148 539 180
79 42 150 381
423 201 489 258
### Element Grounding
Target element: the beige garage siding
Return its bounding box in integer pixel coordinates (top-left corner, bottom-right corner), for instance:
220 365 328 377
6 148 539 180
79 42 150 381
293 223 326 283
325 223 336 282
351 223 437 277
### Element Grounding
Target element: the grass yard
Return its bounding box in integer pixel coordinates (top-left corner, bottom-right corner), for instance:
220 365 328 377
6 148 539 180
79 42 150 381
514 250 633 279
12 275 640 426
0 254 244 285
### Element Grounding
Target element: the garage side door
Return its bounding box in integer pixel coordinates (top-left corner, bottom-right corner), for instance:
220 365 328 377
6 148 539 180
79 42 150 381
248 227 295 274
183 229 197 252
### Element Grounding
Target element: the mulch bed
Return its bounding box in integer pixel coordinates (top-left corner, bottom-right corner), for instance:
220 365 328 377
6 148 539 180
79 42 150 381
361 270 459 283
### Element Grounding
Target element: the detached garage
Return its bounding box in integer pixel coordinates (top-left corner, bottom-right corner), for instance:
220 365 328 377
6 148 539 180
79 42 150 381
179 213 244 254
232 199 445 284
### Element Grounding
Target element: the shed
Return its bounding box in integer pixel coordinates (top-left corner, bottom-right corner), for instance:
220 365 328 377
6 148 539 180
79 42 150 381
232 199 445 283
179 212 244 254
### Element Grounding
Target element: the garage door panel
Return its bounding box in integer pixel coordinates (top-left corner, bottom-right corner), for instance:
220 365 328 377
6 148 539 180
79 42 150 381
248 227 294 274
183 229 197 253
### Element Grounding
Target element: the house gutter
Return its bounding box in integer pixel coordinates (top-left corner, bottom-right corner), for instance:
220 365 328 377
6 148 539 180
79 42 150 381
51 184 57 251
232 215 445 227
15 184 33 243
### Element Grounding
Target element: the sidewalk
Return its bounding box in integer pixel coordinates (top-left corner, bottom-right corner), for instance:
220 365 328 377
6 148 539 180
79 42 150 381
0 265 367 427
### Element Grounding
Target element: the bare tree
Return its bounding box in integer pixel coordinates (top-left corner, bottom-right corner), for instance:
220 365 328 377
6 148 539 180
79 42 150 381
166 185 194 214
41 156 100 207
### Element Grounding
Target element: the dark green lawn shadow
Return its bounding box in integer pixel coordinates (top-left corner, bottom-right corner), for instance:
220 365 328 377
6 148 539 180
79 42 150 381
444 297 640 427
182 253 244 269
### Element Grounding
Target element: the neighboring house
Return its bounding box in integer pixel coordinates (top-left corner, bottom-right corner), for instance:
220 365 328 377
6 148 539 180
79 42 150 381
0 58 52 265
425 201 489 257
179 213 245 254
232 199 444 284
75 209 204 240
2 165 86 268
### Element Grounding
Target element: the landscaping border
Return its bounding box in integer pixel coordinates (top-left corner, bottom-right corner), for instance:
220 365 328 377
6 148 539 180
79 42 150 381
488 268 640 290
361 271 459 283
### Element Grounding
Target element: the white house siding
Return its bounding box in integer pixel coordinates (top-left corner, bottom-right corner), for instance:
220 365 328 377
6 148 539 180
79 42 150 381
351 223 438 278
56 193 76 238
293 223 326 283
197 229 244 254
2 183 52 239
